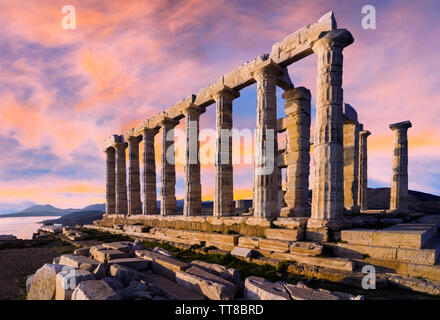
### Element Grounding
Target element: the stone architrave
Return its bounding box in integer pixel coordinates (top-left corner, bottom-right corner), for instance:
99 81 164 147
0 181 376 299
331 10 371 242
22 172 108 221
115 138 128 215
212 86 239 217
127 135 142 216
358 129 371 211
105 147 116 215
183 105 204 217
142 128 159 215
251 60 283 219
389 121 412 213
308 29 354 239
160 117 179 216
280 87 311 217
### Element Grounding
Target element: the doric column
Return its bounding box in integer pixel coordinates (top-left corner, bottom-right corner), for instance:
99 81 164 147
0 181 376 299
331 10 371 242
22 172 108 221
142 128 159 215
212 86 239 217
389 121 412 213
160 117 179 216
183 105 204 217
105 147 116 215
343 119 360 212
280 87 311 217
127 135 142 216
358 129 371 212
115 139 128 215
308 29 354 237
251 60 283 219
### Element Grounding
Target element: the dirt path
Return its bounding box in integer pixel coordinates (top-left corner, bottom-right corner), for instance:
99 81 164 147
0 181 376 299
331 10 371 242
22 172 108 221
0 241 74 300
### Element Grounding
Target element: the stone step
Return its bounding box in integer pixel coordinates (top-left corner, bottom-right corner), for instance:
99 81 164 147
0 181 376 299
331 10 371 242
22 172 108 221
341 223 438 249
334 236 440 265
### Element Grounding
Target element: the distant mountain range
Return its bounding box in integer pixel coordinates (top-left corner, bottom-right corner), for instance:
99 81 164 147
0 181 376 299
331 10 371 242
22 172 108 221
1 187 439 222
0 203 106 218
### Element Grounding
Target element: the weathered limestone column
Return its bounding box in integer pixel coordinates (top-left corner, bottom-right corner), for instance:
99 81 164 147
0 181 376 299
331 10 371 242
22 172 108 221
212 86 239 217
308 29 354 239
127 135 142 216
105 147 116 215
183 105 204 217
280 87 311 217
142 128 159 215
251 60 283 219
389 121 412 213
115 139 128 215
160 117 179 216
343 119 360 212
358 129 371 211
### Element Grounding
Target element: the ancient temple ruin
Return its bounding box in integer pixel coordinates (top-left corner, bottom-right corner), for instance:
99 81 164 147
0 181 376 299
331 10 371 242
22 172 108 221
101 12 413 242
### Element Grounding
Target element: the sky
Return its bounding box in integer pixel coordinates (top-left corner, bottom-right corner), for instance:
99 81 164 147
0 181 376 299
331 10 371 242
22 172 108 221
0 0 439 213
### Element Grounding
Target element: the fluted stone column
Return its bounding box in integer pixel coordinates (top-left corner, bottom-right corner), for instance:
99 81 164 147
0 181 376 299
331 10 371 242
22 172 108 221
183 105 204 217
105 147 116 215
358 129 371 211
115 140 128 215
280 87 311 217
389 121 412 213
142 128 159 215
213 87 239 217
127 135 142 216
251 61 283 219
160 117 179 216
308 29 354 238
343 120 360 212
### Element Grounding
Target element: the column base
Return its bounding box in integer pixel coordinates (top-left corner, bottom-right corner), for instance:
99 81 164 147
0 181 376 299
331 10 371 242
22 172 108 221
280 206 311 217
306 218 344 242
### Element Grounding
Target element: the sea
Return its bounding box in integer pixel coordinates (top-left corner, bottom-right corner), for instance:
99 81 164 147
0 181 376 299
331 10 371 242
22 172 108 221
0 216 61 239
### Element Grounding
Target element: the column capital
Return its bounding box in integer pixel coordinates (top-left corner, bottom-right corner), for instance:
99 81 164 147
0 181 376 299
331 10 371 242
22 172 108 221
390 120 412 131
182 104 205 117
141 127 160 137
250 59 284 81
311 29 354 54
360 130 371 137
211 85 240 101
282 87 311 101
159 116 179 128
104 146 115 154
114 141 128 150
126 135 142 144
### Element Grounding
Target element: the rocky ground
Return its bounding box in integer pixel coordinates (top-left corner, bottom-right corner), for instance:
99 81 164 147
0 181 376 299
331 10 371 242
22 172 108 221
15 228 440 300
0 239 75 299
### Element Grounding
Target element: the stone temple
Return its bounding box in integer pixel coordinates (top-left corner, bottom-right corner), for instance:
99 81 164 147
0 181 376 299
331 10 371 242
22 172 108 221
90 12 440 291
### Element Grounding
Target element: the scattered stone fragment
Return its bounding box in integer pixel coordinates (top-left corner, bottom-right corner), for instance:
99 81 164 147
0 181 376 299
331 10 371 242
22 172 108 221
58 254 100 272
243 276 290 300
108 258 150 271
153 247 173 257
231 247 253 258
72 280 120 300
74 247 90 256
55 269 95 300
176 270 234 300
27 264 66 300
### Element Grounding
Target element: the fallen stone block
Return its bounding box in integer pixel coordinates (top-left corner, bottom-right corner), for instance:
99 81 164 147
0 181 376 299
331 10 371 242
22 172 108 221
93 263 108 280
102 242 132 252
91 248 130 263
108 258 150 271
290 242 323 256
282 282 339 300
117 280 152 300
72 280 120 300
142 273 205 300
58 254 100 272
190 260 242 286
109 264 150 286
136 250 188 281
185 266 237 296
27 264 66 300
231 247 253 258
74 247 90 256
101 277 124 291
153 247 173 257
175 270 234 300
55 269 95 300
243 276 290 300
